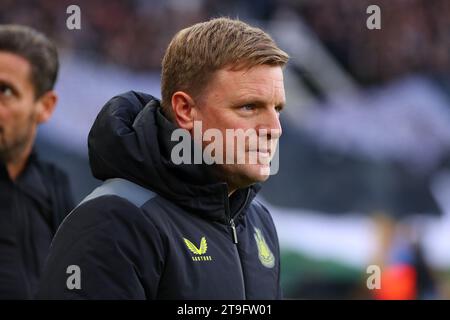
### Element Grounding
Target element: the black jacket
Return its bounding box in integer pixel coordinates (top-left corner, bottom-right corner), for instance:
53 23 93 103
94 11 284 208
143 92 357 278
37 91 282 299
0 152 73 299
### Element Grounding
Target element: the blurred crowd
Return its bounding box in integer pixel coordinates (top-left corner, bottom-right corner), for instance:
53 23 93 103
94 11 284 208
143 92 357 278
2 0 449 84
0 0 277 71
295 0 450 84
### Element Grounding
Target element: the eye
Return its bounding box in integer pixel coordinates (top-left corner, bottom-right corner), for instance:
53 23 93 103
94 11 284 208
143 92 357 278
241 104 256 111
275 105 284 114
0 84 14 97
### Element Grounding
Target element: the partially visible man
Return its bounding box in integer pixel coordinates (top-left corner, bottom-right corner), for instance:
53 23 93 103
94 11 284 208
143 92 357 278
38 18 288 299
0 25 74 299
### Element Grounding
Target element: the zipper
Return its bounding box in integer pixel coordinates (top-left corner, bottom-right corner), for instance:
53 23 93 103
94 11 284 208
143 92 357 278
227 188 251 244
224 187 251 300
232 239 246 300
230 218 238 244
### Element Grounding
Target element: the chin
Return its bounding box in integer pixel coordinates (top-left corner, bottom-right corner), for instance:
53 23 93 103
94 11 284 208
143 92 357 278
237 164 271 185
216 163 271 190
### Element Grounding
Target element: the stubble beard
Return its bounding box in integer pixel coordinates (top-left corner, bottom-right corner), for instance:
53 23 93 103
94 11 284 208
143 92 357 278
0 114 36 164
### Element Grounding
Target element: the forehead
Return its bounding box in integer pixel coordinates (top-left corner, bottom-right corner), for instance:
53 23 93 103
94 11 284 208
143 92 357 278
0 51 32 87
211 65 285 104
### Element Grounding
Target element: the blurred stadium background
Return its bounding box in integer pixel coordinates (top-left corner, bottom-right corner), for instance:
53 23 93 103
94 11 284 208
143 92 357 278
2 0 450 299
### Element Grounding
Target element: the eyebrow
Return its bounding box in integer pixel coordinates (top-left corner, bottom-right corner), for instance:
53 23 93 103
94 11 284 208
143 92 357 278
234 97 286 110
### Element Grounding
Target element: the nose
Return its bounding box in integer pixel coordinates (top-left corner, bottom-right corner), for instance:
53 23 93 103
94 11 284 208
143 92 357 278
256 108 282 140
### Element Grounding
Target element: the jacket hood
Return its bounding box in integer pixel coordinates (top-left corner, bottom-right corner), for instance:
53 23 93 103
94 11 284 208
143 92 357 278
88 91 260 222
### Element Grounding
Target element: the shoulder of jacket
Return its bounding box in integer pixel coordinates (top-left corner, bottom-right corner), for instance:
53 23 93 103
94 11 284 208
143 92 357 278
79 178 157 208
63 179 160 230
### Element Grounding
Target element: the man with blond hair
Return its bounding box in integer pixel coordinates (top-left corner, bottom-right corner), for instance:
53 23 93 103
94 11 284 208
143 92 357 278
38 17 288 300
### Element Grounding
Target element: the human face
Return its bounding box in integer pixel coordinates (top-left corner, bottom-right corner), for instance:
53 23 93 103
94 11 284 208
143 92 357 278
195 64 285 191
0 52 41 163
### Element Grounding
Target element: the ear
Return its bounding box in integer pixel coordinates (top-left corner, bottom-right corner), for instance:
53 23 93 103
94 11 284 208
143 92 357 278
36 90 57 124
171 91 197 131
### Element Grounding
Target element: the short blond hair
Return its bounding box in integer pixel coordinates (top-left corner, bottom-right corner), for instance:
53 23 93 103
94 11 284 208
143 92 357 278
161 17 289 119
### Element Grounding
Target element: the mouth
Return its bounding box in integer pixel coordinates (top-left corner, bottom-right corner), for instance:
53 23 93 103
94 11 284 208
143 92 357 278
246 149 272 165
248 149 271 155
